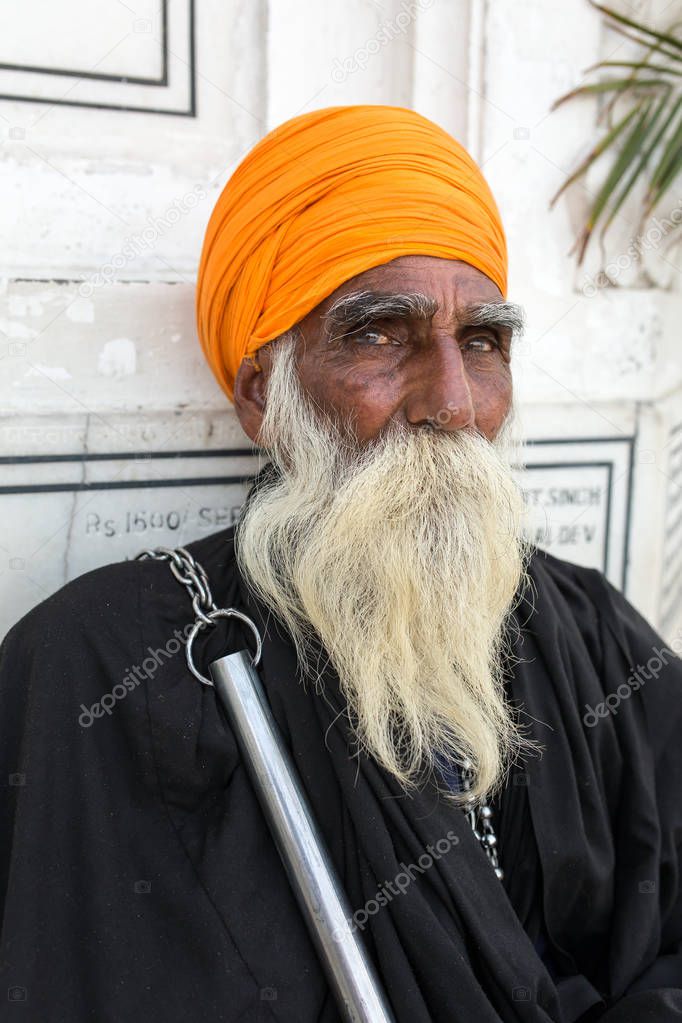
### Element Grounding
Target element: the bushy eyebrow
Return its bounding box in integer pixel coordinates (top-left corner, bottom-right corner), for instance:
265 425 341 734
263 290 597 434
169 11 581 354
462 300 526 337
322 290 525 341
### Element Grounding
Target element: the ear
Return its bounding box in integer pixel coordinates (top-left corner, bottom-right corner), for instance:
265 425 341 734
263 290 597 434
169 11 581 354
233 354 269 443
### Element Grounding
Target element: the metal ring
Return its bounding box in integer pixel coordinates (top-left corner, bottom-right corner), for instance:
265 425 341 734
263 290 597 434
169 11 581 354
185 608 263 686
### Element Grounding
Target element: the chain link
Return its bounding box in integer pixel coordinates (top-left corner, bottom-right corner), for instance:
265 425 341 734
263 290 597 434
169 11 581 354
136 545 218 622
134 546 262 684
459 758 504 881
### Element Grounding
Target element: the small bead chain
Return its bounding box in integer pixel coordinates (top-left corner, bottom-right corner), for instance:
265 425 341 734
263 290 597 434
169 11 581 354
459 758 504 881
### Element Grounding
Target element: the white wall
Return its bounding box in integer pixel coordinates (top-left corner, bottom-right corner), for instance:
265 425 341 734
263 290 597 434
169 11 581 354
1 0 681 641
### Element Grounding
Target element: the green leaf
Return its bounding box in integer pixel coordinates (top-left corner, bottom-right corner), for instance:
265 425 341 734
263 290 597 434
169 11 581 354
599 89 676 237
649 101 682 191
589 2 682 55
598 35 678 124
646 105 682 213
587 60 682 78
577 100 655 262
605 21 682 66
550 103 644 206
647 150 682 217
552 1 682 264
552 78 665 110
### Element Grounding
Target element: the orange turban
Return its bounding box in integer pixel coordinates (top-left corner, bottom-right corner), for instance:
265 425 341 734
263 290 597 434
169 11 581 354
196 104 507 401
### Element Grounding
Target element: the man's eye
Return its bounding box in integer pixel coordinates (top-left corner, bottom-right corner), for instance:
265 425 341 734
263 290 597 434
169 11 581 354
464 335 498 353
352 329 397 346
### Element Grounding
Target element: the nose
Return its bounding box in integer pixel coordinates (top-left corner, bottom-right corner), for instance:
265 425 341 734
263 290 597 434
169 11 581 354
403 338 476 432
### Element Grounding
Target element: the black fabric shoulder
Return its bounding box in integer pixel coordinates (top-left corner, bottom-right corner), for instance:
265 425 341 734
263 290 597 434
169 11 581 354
524 547 605 679
531 547 682 748
0 554 150 746
526 546 604 623
0 525 272 1022
3 554 141 644
527 546 650 648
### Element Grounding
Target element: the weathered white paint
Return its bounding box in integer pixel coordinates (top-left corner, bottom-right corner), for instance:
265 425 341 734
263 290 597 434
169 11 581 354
97 338 137 378
0 0 680 643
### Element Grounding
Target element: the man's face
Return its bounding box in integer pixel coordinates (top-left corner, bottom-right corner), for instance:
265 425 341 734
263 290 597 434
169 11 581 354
235 255 518 446
235 269 533 803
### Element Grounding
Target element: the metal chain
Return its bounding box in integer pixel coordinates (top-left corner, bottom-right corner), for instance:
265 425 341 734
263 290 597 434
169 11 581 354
459 757 504 881
136 545 218 623
134 546 262 685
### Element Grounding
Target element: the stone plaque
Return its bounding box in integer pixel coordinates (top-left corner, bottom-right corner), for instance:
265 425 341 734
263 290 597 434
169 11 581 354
519 437 634 589
0 446 259 638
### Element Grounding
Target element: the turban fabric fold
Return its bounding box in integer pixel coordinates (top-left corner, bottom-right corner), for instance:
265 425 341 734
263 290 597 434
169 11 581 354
196 104 508 401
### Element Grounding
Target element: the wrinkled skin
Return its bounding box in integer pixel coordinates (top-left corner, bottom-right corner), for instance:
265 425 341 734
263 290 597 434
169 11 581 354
233 255 513 445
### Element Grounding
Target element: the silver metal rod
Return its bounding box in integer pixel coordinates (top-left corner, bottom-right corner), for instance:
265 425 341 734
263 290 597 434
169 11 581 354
210 649 396 1023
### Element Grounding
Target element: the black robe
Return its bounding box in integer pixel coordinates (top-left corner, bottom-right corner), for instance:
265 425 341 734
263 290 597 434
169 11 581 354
1 506 682 1021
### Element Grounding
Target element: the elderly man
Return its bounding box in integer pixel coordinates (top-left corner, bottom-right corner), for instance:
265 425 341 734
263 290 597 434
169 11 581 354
1 106 681 1023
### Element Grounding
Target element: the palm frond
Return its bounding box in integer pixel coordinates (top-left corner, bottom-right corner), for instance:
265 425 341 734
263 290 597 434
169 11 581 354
588 60 682 77
589 2 682 56
552 1 682 266
598 89 674 238
645 102 682 213
550 103 644 205
574 99 653 260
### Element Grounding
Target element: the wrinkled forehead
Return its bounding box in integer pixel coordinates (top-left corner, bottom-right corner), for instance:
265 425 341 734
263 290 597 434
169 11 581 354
305 255 506 322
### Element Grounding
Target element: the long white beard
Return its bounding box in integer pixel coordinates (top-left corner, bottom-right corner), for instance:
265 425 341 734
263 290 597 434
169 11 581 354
236 333 541 804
